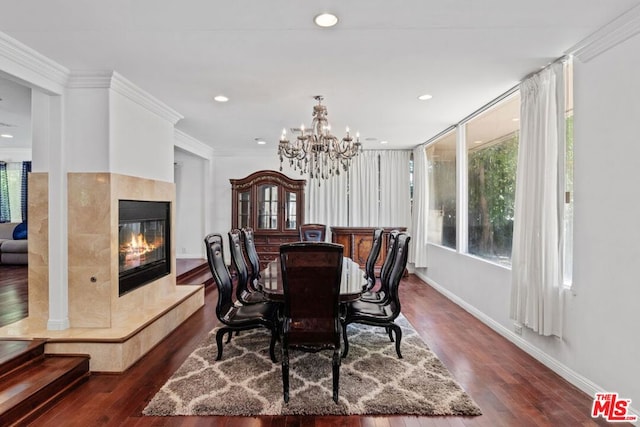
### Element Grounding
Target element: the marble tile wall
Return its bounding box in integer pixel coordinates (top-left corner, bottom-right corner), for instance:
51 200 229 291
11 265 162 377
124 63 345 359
27 173 50 325
30 172 177 329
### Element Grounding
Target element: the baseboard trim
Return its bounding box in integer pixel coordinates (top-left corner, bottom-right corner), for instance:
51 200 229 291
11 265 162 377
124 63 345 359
413 271 639 423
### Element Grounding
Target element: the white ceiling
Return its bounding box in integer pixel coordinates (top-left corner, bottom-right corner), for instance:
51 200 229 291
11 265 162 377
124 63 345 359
0 0 638 152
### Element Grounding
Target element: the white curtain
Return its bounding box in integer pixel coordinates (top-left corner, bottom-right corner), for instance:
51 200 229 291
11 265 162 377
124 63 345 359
306 171 349 229
510 62 565 337
349 151 380 226
409 145 429 268
379 150 412 227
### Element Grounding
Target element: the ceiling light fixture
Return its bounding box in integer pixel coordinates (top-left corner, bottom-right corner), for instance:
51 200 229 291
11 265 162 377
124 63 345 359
314 13 338 28
279 95 361 181
417 94 433 101
380 140 388 144
213 95 229 103
0 134 14 138
255 138 267 145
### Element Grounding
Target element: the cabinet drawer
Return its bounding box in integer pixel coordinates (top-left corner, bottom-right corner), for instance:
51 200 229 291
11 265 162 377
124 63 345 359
256 244 282 254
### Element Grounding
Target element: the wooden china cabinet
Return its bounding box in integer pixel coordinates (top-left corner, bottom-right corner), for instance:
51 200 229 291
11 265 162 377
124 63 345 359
230 170 306 269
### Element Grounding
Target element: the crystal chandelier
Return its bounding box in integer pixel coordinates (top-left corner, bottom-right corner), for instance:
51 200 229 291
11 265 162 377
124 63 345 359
278 96 362 180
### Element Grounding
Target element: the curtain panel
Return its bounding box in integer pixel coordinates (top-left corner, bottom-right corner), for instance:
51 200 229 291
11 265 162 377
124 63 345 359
349 151 381 226
0 162 9 222
409 146 429 267
306 172 349 228
379 150 412 227
510 62 565 337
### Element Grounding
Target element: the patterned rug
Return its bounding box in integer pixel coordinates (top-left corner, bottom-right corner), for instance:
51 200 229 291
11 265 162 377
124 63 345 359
143 315 482 416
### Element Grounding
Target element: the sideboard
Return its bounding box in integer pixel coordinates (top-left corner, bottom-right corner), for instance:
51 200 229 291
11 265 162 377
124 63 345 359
330 226 408 276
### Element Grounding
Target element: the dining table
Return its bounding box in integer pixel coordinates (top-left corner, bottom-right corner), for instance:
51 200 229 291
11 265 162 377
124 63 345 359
257 256 367 302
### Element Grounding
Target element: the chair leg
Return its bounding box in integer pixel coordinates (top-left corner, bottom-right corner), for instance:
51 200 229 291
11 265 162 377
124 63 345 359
390 324 403 358
215 328 227 360
282 346 290 402
332 349 341 403
386 326 394 342
269 326 278 363
341 322 350 358
226 330 233 343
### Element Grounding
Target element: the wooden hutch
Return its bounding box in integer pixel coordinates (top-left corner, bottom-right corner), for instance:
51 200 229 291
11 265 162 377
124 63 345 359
230 170 306 269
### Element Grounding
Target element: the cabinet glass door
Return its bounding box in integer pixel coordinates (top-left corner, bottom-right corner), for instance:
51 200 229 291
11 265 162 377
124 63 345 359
237 191 250 228
257 184 278 229
284 191 297 230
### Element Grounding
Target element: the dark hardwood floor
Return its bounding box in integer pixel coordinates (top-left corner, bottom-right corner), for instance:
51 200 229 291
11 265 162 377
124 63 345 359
0 265 28 328
0 264 618 426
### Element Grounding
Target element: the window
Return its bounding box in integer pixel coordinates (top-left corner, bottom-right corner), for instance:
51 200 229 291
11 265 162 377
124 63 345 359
0 161 27 223
427 131 456 249
465 92 520 265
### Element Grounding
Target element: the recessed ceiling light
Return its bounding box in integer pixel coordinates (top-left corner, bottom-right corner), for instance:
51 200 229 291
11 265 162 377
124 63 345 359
255 138 267 145
213 95 229 103
0 134 13 138
380 140 388 144
417 94 433 101
314 13 338 28
474 140 483 144
512 117 520 122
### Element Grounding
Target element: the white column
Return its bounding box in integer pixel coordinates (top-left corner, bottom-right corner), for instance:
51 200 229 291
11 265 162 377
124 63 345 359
33 90 69 330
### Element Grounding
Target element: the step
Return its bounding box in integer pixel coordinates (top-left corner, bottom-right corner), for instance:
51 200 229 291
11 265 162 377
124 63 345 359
0 340 91 426
0 339 46 381
177 263 214 288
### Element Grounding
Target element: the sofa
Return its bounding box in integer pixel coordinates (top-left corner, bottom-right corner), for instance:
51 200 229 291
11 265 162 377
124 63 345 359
0 222 28 265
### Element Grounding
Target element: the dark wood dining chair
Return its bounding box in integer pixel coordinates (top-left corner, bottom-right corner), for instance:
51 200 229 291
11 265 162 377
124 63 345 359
363 228 384 292
361 229 400 304
204 233 278 362
341 233 410 359
279 242 344 403
228 229 267 304
298 223 327 242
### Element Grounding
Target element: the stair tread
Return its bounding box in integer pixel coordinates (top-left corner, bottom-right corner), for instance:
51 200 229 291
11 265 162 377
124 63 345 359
0 356 89 412
0 339 46 366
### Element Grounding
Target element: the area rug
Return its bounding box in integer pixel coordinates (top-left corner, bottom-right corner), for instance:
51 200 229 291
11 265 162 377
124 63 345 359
143 315 482 416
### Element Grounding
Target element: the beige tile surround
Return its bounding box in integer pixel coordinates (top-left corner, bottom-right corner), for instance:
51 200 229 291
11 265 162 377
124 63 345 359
0 172 205 372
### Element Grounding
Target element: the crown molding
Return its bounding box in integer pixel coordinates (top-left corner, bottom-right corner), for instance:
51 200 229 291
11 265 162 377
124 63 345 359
0 31 69 93
67 70 184 124
568 4 640 62
175 129 214 160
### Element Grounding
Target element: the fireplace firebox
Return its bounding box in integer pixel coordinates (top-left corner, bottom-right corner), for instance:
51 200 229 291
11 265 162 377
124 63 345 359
118 200 171 296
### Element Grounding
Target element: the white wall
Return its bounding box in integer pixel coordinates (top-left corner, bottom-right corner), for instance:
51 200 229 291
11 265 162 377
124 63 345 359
416 32 640 417
65 88 110 172
110 90 175 182
570 32 640 408
174 148 206 258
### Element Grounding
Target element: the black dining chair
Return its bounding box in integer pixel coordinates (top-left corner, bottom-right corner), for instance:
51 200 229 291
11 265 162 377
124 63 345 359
204 233 279 362
362 228 384 292
228 229 268 304
360 229 400 304
279 242 344 403
241 227 263 289
341 233 410 359
298 223 327 242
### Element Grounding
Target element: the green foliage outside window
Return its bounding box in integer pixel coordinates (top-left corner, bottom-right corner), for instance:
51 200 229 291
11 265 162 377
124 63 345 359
468 134 518 264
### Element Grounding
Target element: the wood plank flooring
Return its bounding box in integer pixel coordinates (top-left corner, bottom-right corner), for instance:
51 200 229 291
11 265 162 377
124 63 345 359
0 265 28 328
0 264 621 426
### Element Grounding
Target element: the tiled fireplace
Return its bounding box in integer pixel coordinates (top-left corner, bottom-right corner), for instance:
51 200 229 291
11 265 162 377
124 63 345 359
1 172 204 372
118 200 171 296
